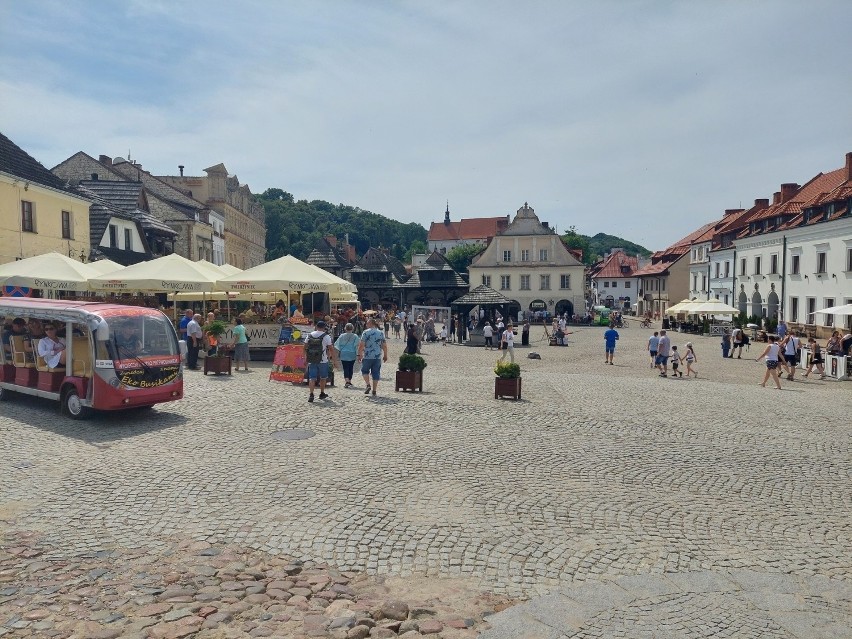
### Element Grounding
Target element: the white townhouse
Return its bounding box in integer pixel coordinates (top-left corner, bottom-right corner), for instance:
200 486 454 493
728 153 852 336
589 249 642 312
688 225 717 302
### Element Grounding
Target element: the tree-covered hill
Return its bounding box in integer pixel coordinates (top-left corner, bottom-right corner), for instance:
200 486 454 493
258 189 427 261
562 226 651 264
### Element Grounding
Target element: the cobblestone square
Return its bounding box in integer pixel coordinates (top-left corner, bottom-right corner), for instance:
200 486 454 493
1 324 850 638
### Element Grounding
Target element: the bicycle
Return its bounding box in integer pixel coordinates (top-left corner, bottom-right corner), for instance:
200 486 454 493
614 319 628 329
639 318 652 328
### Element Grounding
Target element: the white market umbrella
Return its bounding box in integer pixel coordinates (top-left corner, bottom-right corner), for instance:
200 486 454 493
301 261 358 294
216 254 335 293
0 252 100 291
811 303 852 316
88 253 219 293
687 299 741 315
218 263 242 276
666 299 697 314
87 259 123 275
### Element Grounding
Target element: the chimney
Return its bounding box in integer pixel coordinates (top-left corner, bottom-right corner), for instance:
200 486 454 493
98 155 112 166
179 165 185 176
724 208 744 217
325 235 337 247
846 152 852 181
780 183 798 203
754 198 769 212
773 192 781 205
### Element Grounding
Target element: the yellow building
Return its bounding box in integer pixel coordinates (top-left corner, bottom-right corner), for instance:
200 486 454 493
0 133 90 266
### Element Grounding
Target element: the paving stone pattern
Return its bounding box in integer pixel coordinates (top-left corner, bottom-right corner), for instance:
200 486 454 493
1 324 850 637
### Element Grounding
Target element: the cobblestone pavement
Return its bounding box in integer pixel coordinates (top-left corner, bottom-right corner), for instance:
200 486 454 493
1 323 850 637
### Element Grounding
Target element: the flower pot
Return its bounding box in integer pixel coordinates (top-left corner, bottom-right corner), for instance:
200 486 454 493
204 355 232 375
494 376 522 400
395 370 423 392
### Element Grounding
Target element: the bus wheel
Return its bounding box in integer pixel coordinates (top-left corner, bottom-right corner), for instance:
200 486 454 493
62 387 89 419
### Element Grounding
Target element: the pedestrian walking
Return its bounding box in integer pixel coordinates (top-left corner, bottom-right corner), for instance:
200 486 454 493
333 322 359 387
780 333 800 381
498 323 516 363
802 337 826 379
648 331 659 368
756 335 782 389
670 345 682 377
604 325 619 365
358 318 388 397
521 321 530 346
304 320 335 401
684 342 698 378
656 329 671 376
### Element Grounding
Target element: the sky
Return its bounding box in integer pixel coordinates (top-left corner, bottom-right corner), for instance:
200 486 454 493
2 0 851 251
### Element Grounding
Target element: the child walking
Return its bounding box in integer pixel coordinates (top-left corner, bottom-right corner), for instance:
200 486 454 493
684 342 698 378
670 345 682 377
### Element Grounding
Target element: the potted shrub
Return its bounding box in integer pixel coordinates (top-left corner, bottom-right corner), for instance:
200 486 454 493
396 353 426 392
202 319 232 375
494 361 522 400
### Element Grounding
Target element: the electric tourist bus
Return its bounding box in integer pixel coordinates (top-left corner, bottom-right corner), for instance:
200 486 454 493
0 298 184 418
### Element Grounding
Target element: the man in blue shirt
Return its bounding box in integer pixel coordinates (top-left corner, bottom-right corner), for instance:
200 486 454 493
358 318 388 397
604 326 619 365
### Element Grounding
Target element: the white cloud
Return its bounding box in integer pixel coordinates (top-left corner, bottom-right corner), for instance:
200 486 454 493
1 0 851 250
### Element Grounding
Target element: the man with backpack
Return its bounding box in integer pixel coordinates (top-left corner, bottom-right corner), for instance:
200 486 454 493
304 320 336 403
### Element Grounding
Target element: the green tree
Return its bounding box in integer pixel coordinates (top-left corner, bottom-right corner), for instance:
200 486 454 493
445 243 485 274
403 240 428 264
561 226 593 264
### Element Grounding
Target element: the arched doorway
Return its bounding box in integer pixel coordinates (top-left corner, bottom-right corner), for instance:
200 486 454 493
767 288 779 319
738 290 748 315
751 290 762 317
555 299 574 317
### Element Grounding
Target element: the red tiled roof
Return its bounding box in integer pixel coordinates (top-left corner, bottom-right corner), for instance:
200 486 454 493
594 251 640 278
427 216 508 241
752 168 846 222
633 261 670 276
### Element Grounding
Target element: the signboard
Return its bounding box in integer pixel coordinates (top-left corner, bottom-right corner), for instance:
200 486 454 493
2 286 31 297
218 323 297 349
529 300 547 310
269 344 306 383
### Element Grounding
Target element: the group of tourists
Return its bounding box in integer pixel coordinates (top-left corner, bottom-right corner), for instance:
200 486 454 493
303 317 389 402
641 329 698 377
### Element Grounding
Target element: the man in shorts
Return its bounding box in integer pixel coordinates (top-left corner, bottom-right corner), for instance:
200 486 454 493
656 329 671 376
358 317 388 397
647 331 659 369
304 320 336 402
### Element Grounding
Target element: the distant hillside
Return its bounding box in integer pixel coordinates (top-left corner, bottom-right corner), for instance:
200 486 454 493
257 189 427 261
588 233 652 261
561 228 651 264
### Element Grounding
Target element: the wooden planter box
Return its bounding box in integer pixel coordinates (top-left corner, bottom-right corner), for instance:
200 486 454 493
494 376 522 400
395 370 423 392
204 356 232 375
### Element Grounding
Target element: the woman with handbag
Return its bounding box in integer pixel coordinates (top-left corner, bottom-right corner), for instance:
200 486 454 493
334 323 359 387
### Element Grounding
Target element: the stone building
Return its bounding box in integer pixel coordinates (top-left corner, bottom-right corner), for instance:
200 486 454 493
1 132 90 265
158 164 266 269
52 153 214 262
468 203 586 318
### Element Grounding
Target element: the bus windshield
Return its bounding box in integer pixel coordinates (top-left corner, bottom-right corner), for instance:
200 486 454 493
105 313 179 360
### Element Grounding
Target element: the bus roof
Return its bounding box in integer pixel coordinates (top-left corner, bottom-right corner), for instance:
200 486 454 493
0 298 168 329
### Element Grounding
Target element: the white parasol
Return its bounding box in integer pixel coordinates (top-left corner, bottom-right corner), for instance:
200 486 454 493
0 252 100 291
